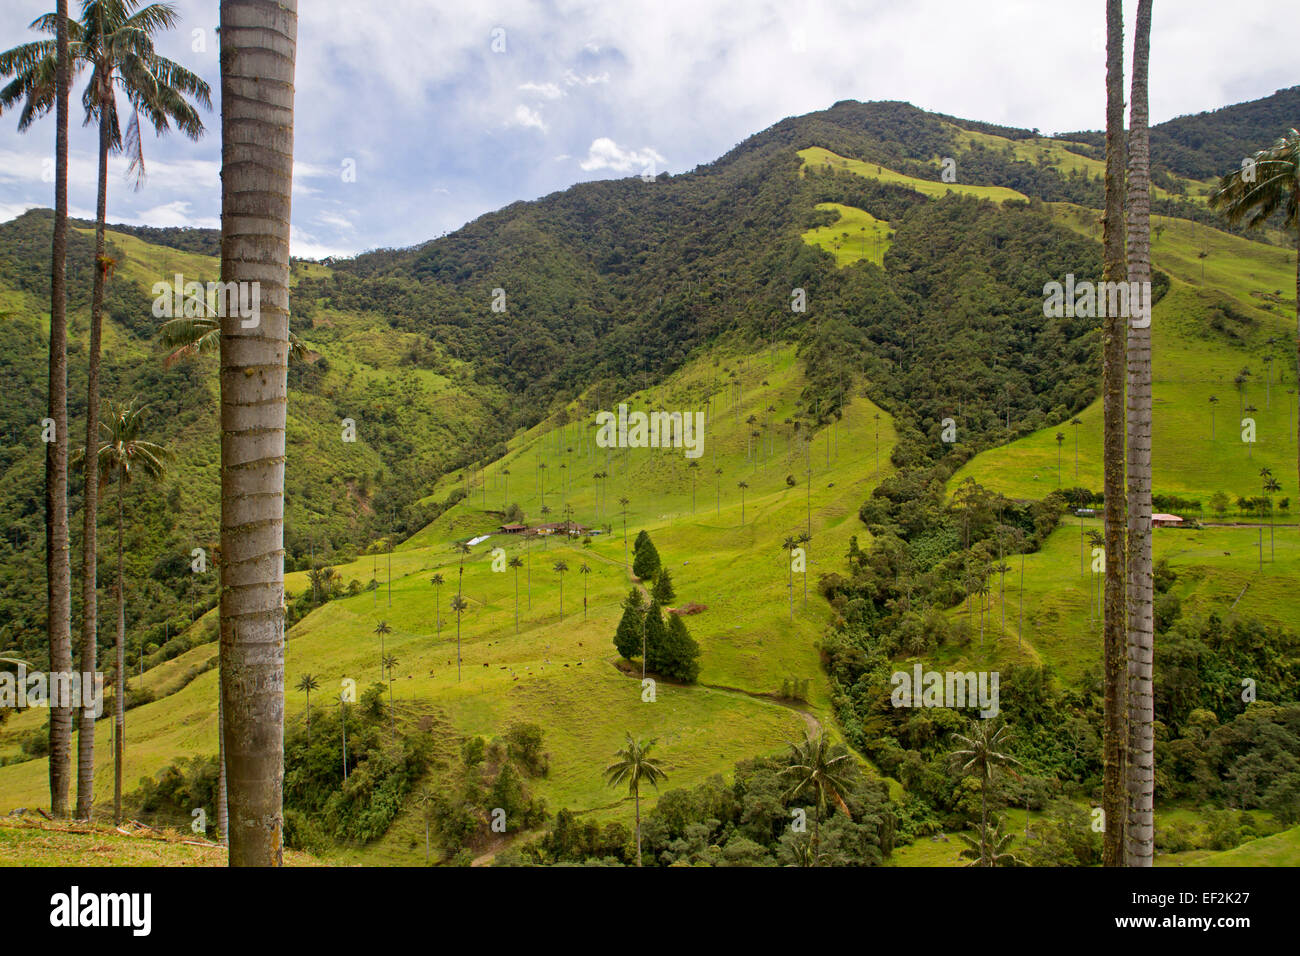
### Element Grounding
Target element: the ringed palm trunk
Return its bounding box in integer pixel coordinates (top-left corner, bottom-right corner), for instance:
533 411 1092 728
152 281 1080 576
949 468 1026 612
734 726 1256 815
1101 0 1129 868
46 0 73 820
634 785 641 867
217 668 228 842
1124 0 1155 868
218 0 297 867
113 482 125 824
76 88 112 821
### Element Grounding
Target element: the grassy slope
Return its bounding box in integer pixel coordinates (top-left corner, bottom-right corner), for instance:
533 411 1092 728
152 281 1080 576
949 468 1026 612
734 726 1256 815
802 203 892 267
797 145 1028 203
0 816 320 866
0 339 898 864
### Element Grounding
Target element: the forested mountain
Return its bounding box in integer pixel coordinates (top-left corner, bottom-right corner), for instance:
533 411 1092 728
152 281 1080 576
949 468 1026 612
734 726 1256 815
0 92 1276 675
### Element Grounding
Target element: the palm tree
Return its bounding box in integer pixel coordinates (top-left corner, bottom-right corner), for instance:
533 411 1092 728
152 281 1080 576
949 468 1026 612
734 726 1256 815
1 0 75 821
714 466 723 515
579 562 591 620
450 594 468 681
338 691 349 782
63 4 208 822
500 466 510 510
508 556 523 632
1210 128 1300 498
688 460 699 513
429 573 443 639
1055 432 1065 486
737 480 748 524
958 816 1024 867
381 653 397 719
1209 395 1219 439
780 732 857 866
553 560 568 621
619 496 630 567
604 733 667 867
797 531 811 605
217 0 298 867
1263 471 1281 561
1100 0 1129 869
1124 0 1155 870
295 673 318 746
85 399 167 824
1070 417 1082 478
949 720 1021 867
452 539 471 599
782 535 796 619
373 620 391 675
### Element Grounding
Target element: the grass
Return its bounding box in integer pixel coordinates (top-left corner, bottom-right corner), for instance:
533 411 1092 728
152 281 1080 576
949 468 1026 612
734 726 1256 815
797 145 1028 204
802 202 892 267
0 815 320 866
0 339 898 863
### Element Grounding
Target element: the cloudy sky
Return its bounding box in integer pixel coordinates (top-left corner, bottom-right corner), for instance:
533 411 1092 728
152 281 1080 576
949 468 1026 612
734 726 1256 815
0 0 1292 258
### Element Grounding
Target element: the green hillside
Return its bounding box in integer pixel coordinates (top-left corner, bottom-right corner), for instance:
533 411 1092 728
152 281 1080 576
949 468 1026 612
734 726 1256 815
2 90 1299 866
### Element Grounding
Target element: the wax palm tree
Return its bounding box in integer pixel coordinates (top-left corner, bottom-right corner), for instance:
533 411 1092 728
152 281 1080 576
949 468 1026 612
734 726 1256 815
373 620 390 675
782 535 797 619
82 398 167 824
429 573 443 639
949 719 1021 867
1 0 78 821
1055 432 1065 486
619 496 631 567
295 673 317 746
797 531 811 605
737 480 748 524
500 467 510 509
13 6 208 824
604 733 667 867
1263 471 1281 561
1210 127 1300 498
976 579 990 644
381 653 397 720
452 539 471 598
1209 395 1219 439
993 561 1011 638
508 556 523 632
780 731 857 866
1100 0 1129 869
579 562 590 620
553 560 568 621
714 467 723 515
217 0 297 867
958 816 1024 867
1070 417 1082 478
450 594 468 681
338 691 349 781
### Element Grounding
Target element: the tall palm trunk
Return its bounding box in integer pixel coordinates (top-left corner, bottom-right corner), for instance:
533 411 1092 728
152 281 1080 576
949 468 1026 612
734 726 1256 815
1124 0 1155 868
1101 0 1129 868
113 481 125 823
46 0 73 821
76 85 112 821
217 668 227 842
218 0 297 867
634 786 641 867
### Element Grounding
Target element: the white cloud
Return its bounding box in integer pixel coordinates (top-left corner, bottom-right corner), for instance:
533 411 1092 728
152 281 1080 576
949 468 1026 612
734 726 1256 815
519 81 564 100
578 138 665 174
508 105 548 132
563 69 610 87
135 201 219 229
